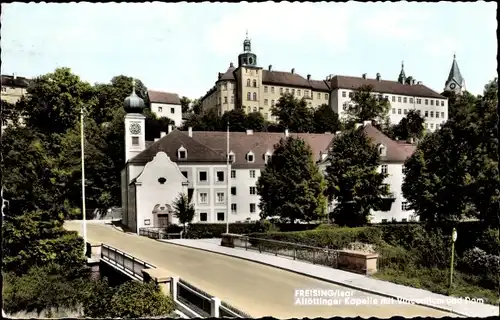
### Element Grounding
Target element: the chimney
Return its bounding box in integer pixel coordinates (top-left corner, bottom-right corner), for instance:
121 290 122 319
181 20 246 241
363 120 372 126
12 73 17 80
285 129 289 137
160 131 166 138
230 62 234 68
417 81 422 85
268 65 272 71
307 74 311 81
291 68 295 74
362 73 367 79
354 123 363 129
376 73 381 81
188 127 193 138
246 129 253 135
168 125 173 134
411 79 416 85
218 72 222 80
335 131 341 135
154 138 160 142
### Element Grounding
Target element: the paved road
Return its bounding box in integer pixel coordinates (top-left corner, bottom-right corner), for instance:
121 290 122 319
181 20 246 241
64 221 455 318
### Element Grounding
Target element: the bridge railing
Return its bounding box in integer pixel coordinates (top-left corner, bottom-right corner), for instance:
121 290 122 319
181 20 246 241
101 243 155 281
139 227 183 240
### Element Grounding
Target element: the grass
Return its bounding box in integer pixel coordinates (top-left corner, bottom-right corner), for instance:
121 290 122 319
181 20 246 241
373 266 500 306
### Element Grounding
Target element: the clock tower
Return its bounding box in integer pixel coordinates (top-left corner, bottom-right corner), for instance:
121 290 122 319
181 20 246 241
124 79 146 163
444 54 466 95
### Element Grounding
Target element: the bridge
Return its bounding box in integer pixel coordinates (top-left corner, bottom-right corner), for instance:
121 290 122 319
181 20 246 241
64 221 457 318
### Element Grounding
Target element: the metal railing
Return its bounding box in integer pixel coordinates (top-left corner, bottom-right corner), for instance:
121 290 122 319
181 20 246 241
237 236 339 268
101 244 156 281
219 301 252 318
139 227 183 240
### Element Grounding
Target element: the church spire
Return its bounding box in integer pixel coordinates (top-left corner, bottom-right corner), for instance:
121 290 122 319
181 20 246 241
444 53 465 94
398 61 406 84
243 30 251 52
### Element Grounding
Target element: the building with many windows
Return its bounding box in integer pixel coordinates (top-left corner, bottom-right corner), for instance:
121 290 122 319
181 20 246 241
121 82 419 232
201 35 464 133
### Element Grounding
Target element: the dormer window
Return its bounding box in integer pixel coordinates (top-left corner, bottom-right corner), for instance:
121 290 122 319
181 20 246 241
378 144 387 157
228 151 235 163
178 146 187 159
264 151 272 164
246 151 255 163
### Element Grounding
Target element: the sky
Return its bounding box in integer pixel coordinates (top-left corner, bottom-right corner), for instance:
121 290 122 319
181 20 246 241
1 2 497 99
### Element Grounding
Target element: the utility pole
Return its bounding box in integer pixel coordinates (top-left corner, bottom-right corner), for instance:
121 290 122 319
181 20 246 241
81 107 87 255
226 122 230 234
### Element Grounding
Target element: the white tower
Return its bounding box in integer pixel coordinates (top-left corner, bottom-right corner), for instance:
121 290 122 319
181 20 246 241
124 79 146 163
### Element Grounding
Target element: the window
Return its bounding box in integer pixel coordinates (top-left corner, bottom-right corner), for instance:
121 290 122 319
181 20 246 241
430 100 434 106
179 150 186 159
216 171 225 182
404 109 407 114
231 96 234 103
199 171 207 181
249 187 256 195
231 170 236 178
348 92 353 98
253 107 257 112
409 98 414 104
250 203 256 213
297 89 301 96
228 153 234 162
402 218 407 222
249 170 256 178
317 92 321 99
264 99 268 106
392 96 395 102
246 79 250 87
430 123 434 129
435 112 439 118
382 219 388 223
181 171 188 178
1 87 6 92
200 212 207 221
392 108 395 114
305 90 310 98
271 87 275 93
441 112 444 118
217 212 225 221
286 88 289 93
253 92 257 100
271 99 275 106
247 153 254 162
342 91 346 98
417 98 422 104
417 110 421 115
231 204 237 213
381 165 388 174
224 97 228 104
265 154 271 164
264 86 268 93
401 202 410 211
292 89 295 95
253 80 257 87
424 111 428 117
441 101 444 106
132 137 139 146
223 83 227 90
199 193 208 204
425 99 429 105
247 92 251 100
397 97 401 103
216 192 225 204
325 93 329 100
231 187 236 196
403 97 407 103
398 109 401 114
264 113 269 119
158 106 163 112
436 124 440 130
430 111 434 117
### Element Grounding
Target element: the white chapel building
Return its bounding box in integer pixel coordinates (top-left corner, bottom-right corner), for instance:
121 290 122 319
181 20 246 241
121 82 420 233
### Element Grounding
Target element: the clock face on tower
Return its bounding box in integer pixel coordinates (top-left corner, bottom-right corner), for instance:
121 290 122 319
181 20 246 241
450 83 456 89
129 122 141 135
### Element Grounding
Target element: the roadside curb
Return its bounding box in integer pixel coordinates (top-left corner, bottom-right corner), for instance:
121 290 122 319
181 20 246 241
162 240 485 318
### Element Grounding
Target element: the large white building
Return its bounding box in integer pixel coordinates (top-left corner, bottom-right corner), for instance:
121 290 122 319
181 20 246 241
121 84 418 232
148 89 183 127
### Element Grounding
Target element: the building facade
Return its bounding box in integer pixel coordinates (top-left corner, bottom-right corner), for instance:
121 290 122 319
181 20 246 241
1 74 30 104
201 36 463 133
148 90 183 127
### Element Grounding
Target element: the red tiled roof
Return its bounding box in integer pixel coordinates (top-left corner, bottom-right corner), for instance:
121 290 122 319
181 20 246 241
148 90 181 105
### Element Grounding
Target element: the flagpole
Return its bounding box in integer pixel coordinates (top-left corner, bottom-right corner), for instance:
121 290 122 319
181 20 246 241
81 106 87 255
226 121 230 234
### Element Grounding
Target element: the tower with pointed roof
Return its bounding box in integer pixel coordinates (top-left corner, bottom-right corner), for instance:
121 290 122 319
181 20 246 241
398 61 406 84
124 79 146 163
238 31 258 68
444 54 466 94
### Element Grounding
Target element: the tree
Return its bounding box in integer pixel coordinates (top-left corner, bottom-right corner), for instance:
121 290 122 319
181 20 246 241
246 111 266 132
313 104 341 133
402 78 499 226
343 85 390 128
325 128 390 226
109 281 175 318
256 137 327 223
173 193 195 232
143 108 175 141
221 108 247 131
180 96 191 113
271 93 314 132
191 98 203 115
391 109 425 140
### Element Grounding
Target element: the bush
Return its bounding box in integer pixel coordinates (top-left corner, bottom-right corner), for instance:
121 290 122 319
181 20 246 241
460 247 500 290
185 222 268 239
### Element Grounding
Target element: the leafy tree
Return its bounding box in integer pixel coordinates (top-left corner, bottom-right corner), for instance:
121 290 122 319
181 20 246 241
191 97 203 115
173 192 195 232
325 128 390 226
344 85 390 128
180 96 191 113
271 93 314 132
221 108 247 131
402 78 499 226
143 108 175 141
81 278 115 318
109 281 175 318
391 109 425 140
246 111 266 132
257 137 327 223
313 103 341 133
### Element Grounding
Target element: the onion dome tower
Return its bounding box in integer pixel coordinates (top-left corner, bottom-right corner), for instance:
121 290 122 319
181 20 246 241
124 79 145 113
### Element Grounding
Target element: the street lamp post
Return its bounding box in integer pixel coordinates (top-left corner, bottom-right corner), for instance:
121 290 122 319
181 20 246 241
80 107 88 255
449 227 458 291
226 122 230 234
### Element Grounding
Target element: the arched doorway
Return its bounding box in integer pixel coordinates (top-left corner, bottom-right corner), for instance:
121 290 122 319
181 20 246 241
152 204 173 228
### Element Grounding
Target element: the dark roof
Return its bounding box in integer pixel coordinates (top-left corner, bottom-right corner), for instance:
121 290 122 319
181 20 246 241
1 75 31 88
128 130 226 165
148 90 181 105
446 56 464 86
218 63 236 82
330 75 445 99
309 79 331 92
362 124 415 162
262 70 311 89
